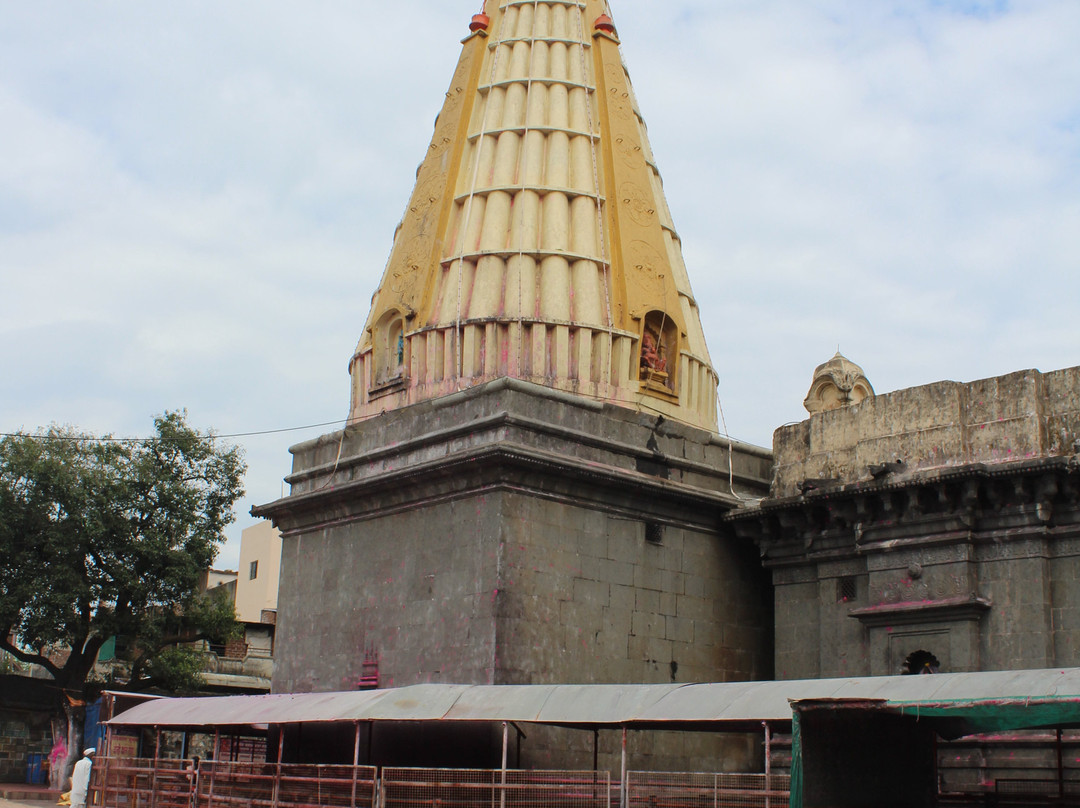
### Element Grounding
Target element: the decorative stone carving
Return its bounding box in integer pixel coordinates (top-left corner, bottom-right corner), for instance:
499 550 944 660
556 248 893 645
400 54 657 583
620 182 656 227
627 240 664 300
803 351 874 413
615 135 646 169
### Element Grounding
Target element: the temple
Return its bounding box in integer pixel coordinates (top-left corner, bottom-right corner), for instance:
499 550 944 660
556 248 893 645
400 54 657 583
255 0 773 772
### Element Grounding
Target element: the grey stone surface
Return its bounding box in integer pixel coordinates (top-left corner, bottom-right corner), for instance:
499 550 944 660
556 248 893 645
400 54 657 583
771 367 1080 499
258 380 772 769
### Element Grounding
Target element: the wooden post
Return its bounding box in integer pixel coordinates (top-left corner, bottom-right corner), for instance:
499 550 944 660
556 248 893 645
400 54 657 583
351 722 361 808
207 730 219 808
100 735 111 808
1058 728 1065 801
620 727 628 808
500 722 509 808
149 727 160 808
271 729 285 808
592 729 600 808
763 722 772 808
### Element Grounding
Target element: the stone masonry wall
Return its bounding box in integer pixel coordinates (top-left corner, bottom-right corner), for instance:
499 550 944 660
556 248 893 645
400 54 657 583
272 494 503 693
773 366 1080 498
491 491 770 772
495 493 771 687
0 708 52 784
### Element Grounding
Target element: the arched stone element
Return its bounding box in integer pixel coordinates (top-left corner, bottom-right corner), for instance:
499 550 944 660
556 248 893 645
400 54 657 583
804 351 874 413
373 310 406 386
902 649 941 675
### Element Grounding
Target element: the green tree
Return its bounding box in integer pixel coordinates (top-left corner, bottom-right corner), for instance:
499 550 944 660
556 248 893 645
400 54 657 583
0 411 245 776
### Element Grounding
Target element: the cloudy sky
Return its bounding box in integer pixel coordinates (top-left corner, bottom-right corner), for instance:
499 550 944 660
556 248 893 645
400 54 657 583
3 0 1078 569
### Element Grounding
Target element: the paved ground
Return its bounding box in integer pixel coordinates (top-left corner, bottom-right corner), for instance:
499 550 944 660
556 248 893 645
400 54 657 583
0 786 58 808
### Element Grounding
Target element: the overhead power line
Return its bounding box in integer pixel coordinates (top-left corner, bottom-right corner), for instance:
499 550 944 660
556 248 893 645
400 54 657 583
0 418 350 445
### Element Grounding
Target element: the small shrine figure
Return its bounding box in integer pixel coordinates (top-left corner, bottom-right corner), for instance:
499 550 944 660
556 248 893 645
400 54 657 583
640 330 666 375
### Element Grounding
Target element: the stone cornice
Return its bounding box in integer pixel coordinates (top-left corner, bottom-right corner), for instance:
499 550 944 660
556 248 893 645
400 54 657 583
726 456 1080 565
848 594 992 627
729 456 1079 520
253 440 741 535
286 407 765 492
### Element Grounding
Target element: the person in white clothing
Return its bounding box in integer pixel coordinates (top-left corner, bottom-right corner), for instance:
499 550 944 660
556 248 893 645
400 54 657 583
70 747 95 808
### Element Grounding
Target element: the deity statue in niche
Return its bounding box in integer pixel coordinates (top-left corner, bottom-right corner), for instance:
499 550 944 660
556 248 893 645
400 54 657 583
373 310 406 386
639 311 677 392
640 329 666 373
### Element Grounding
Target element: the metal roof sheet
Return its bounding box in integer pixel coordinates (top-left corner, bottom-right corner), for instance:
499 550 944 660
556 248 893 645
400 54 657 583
107 668 1080 731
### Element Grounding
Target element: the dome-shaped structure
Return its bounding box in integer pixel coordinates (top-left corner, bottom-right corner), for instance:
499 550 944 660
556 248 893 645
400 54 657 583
348 1 720 432
803 351 874 413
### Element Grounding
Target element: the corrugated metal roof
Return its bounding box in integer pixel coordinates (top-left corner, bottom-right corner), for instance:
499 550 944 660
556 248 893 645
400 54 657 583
106 668 1080 732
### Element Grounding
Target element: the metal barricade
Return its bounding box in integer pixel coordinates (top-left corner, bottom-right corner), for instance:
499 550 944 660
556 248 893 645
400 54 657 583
381 767 613 808
91 758 377 808
91 758 194 808
626 771 790 808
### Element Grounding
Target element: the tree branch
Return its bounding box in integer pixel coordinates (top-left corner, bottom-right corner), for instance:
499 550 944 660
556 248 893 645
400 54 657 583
0 636 61 679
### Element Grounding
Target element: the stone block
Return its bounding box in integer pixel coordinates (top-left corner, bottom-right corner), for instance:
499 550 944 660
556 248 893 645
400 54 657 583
631 610 665 638
634 587 660 613
676 593 711 621
596 557 635 587
608 583 635 615
772 421 810 464
660 570 686 595
964 370 1040 424
854 424 965 472
665 615 695 644
602 604 633 636
593 628 630 657
1046 412 1080 455
964 417 1042 464
682 573 709 599
633 563 665 591
575 530 608 560
571 577 609 605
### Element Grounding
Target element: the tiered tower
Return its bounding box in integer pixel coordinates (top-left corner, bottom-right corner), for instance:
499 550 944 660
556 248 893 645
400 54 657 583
257 2 773 771
350 0 718 432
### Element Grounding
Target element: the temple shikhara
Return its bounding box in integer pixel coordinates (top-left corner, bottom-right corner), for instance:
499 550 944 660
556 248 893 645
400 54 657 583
347 1 717 432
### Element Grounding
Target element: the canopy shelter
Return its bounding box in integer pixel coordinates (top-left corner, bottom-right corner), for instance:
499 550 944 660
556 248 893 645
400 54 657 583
109 668 1080 734
788 669 1080 808
106 669 1080 808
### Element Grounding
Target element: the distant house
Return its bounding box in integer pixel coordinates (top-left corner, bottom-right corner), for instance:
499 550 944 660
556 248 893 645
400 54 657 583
198 522 281 694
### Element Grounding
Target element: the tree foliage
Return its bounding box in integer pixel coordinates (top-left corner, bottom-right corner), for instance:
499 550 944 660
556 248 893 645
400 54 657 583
0 411 246 696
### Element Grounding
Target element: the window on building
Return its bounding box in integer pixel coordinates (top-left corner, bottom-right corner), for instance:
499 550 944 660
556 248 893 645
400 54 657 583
902 649 941 675
249 560 259 580
645 521 664 545
837 576 857 602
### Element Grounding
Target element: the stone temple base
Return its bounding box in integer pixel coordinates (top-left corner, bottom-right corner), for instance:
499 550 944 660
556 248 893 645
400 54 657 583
255 378 773 768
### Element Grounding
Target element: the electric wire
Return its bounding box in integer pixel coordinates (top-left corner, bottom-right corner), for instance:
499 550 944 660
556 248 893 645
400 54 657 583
0 418 351 445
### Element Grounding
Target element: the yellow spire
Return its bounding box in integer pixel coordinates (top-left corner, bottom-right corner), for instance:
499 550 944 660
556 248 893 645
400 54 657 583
349 1 719 432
